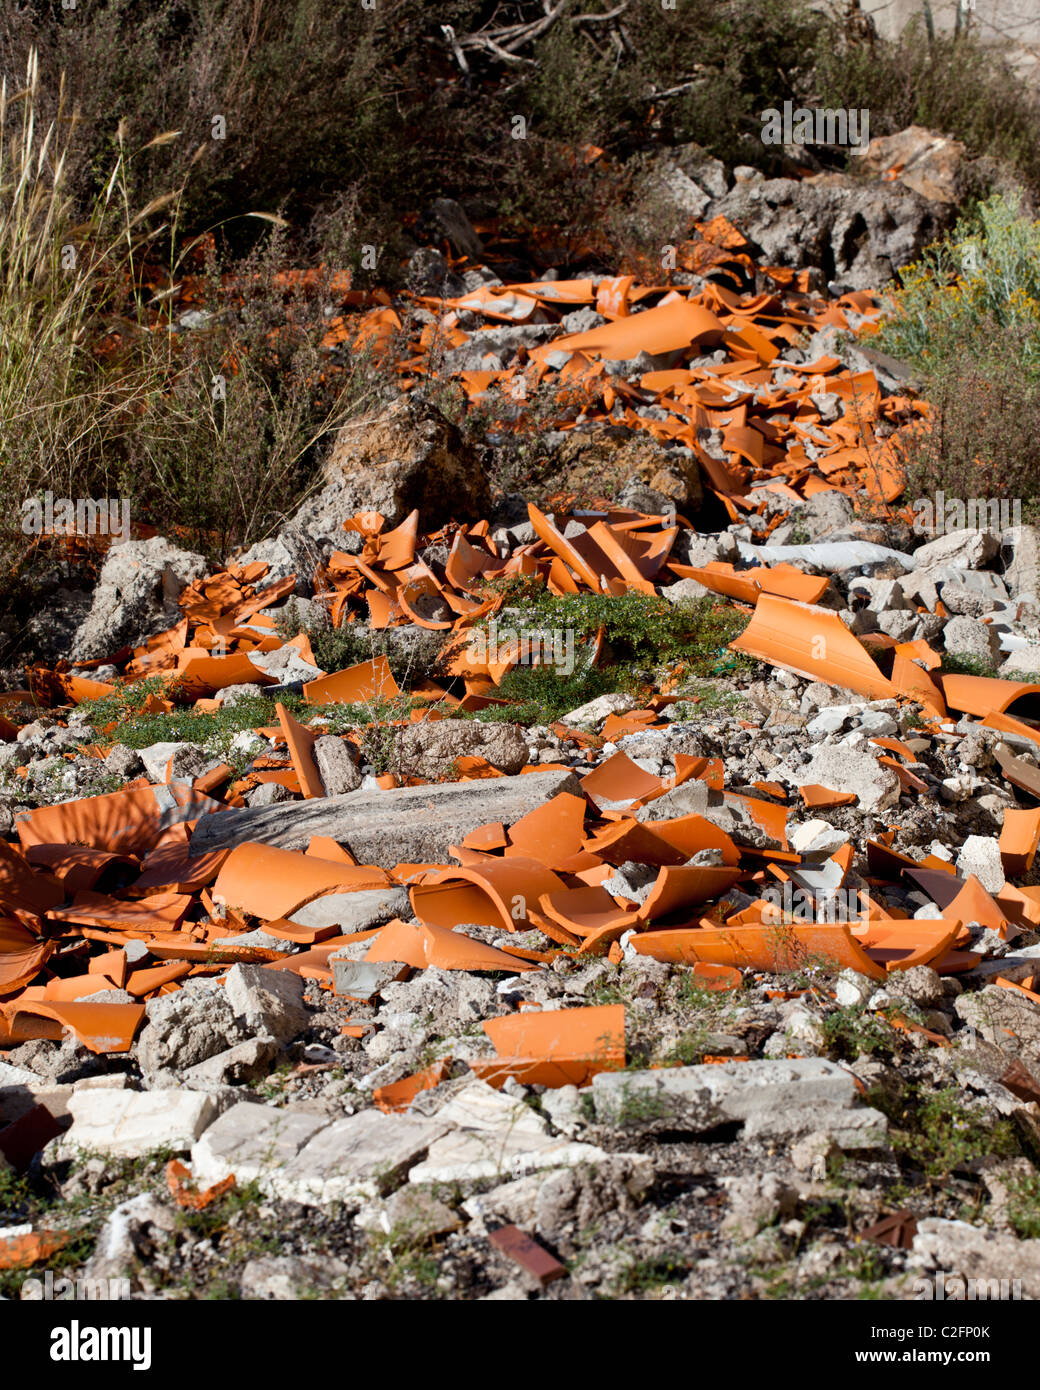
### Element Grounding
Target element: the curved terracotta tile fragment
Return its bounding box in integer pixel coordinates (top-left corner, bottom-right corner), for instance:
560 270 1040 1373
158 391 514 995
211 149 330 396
639 865 743 922
538 886 641 939
0 917 52 992
641 813 741 865
799 784 856 809
730 594 898 700
1001 808 1040 876
0 839 63 914
3 999 144 1053
25 844 137 895
580 751 665 806
481 1003 625 1082
542 296 724 360
373 1061 452 1113
410 857 566 934
852 920 960 971
629 922 885 979
13 783 221 857
303 656 400 705
943 875 1009 935
276 701 325 799
365 917 536 971
584 818 687 867
941 675 1040 719
214 842 388 919
505 792 587 863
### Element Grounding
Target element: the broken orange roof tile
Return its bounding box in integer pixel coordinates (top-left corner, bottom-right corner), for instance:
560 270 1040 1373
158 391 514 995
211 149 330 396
125 961 193 996
47 889 191 933
584 818 687 867
2 998 144 1053
796 783 849 810
461 821 509 852
852 920 960 972
472 1002 625 1089
541 296 724 362
504 791 587 864
302 655 400 705
14 783 221 857
941 674 1040 719
944 875 1010 936
166 1159 235 1212
730 594 898 701
674 754 724 790
0 838 64 914
639 864 743 922
214 842 388 919
276 701 325 799
373 1060 452 1113
306 836 358 863
0 916 53 992
630 922 886 979
579 750 665 807
25 843 137 895
366 917 536 972
538 886 640 942
0 1228 73 1271
642 812 741 865
410 856 566 935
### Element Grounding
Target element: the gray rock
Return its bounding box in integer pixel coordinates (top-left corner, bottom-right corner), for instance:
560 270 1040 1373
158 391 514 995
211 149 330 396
239 1254 351 1300
70 537 208 662
82 1194 178 1284
392 719 529 778
312 735 362 795
943 615 1002 666
707 173 950 292
191 1102 330 1189
223 964 309 1044
291 886 411 933
187 768 583 863
182 1035 279 1086
137 987 242 1075
780 742 900 812
955 835 1005 893
955 986 1040 1062
292 396 491 537
909 1217 1040 1299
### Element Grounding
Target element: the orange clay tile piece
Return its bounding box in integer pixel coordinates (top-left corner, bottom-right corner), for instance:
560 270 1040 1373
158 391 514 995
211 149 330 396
166 1159 236 1211
730 594 898 700
303 655 400 705
214 841 389 919
940 675 1040 719
852 920 961 972
800 784 857 809
2 999 144 1053
472 1003 625 1089
579 750 665 806
639 864 743 921
1000 808 1040 876
0 1228 73 1270
373 1061 452 1113
504 792 587 863
630 923 886 979
365 917 537 972
13 783 221 857
276 701 325 799
410 857 566 934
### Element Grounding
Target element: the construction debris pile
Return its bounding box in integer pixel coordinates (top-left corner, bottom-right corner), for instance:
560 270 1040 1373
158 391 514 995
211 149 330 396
5 207 1040 1302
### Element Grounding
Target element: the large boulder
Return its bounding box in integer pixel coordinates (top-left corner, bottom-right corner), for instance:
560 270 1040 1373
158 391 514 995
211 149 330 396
293 396 491 538
707 172 950 291
543 426 703 510
69 537 207 662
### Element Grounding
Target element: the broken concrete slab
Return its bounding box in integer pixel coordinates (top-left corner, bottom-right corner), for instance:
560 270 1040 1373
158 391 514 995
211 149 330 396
63 1088 218 1158
591 1058 858 1135
187 768 584 863
190 1101 329 1189
223 964 309 1044
272 1110 450 1205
